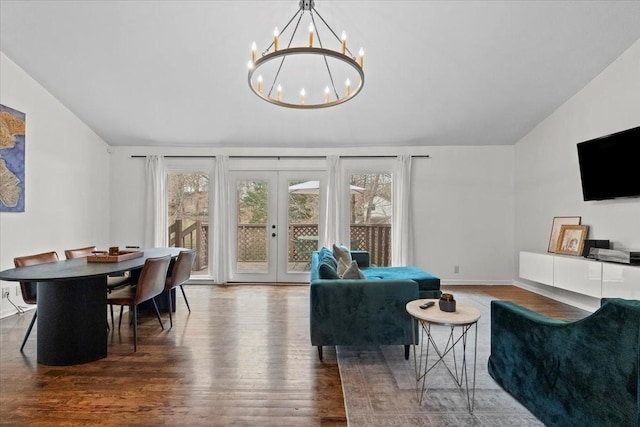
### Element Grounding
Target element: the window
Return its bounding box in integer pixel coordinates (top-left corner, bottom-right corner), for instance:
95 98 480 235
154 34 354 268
349 172 392 266
167 171 210 276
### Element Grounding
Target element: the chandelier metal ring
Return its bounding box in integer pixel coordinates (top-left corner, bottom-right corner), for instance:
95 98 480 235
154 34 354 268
247 0 365 109
248 47 365 109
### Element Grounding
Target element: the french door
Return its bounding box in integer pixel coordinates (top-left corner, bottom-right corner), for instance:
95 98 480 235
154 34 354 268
229 170 324 283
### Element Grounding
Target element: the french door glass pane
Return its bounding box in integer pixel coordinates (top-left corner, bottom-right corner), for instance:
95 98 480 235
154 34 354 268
287 180 320 272
349 172 392 266
167 172 209 276
236 180 268 273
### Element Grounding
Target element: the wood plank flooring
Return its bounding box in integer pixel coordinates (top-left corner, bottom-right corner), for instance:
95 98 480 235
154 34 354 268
0 284 589 426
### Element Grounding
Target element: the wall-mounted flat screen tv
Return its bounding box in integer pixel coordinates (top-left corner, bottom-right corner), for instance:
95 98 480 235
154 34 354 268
577 126 640 201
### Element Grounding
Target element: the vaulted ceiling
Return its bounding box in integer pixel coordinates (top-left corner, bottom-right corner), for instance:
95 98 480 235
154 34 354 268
1 1 639 148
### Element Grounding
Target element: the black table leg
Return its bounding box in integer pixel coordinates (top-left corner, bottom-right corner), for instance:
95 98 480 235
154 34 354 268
37 277 107 365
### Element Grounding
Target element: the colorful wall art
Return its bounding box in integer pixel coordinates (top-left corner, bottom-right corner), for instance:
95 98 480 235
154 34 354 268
0 104 26 212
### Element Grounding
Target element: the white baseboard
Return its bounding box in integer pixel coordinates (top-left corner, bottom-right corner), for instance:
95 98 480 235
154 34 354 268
0 305 35 320
0 309 15 319
440 280 512 285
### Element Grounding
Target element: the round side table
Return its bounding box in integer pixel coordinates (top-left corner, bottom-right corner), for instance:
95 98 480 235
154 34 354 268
406 299 481 413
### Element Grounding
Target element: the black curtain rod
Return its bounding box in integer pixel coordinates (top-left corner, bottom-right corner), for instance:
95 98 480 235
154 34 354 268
130 155 216 158
342 155 430 159
130 155 430 159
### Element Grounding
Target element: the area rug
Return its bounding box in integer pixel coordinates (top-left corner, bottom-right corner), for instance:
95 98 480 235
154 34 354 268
336 292 545 426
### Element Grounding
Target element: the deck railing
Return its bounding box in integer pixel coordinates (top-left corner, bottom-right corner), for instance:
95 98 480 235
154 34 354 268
168 221 392 270
168 219 207 271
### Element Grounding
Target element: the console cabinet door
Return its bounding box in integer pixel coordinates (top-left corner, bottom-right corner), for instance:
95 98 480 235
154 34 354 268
553 256 602 298
602 263 640 299
519 251 553 286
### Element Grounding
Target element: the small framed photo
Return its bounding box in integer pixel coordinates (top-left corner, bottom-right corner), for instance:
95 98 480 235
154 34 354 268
556 225 589 256
548 216 581 253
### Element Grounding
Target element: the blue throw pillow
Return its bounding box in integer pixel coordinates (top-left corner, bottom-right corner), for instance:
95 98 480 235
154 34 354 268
319 261 340 279
318 246 331 257
318 247 331 263
318 247 338 270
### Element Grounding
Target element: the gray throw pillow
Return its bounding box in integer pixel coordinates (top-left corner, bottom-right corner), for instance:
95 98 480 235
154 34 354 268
342 260 365 279
333 243 351 266
337 258 350 277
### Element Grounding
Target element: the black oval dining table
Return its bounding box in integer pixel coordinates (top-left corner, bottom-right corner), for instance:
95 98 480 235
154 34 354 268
0 247 184 366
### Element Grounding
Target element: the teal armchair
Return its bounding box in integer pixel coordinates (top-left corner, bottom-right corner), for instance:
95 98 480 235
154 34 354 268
488 298 640 427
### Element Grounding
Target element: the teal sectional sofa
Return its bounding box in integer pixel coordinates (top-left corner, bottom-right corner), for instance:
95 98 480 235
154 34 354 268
488 298 640 427
309 248 441 360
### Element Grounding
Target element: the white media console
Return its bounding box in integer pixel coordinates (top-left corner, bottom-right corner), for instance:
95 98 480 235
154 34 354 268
519 251 640 300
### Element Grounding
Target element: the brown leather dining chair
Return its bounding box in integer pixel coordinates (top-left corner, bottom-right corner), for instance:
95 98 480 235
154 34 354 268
107 255 171 351
63 246 96 260
64 246 131 291
164 249 197 328
13 251 59 351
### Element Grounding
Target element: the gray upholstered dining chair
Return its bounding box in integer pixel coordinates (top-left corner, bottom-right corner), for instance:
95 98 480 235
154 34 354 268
13 251 59 351
164 249 197 328
106 255 171 351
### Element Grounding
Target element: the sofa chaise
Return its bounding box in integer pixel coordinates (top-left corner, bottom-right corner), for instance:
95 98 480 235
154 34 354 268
309 247 441 360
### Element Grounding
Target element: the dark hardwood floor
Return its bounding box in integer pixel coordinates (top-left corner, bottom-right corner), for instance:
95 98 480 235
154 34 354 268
0 284 589 426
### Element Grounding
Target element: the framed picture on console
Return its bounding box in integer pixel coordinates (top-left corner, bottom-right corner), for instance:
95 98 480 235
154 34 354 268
548 216 581 253
556 225 589 256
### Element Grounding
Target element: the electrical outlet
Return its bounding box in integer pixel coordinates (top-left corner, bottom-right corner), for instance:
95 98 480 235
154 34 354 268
454 265 460 274
2 287 9 299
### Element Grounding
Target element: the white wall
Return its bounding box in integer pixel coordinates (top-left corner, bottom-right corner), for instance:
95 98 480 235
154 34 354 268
0 53 112 318
109 144 516 284
514 39 640 306
413 146 515 283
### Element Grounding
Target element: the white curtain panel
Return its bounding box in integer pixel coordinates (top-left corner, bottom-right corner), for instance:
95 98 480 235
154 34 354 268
392 154 413 266
144 155 168 248
211 155 230 283
321 155 342 249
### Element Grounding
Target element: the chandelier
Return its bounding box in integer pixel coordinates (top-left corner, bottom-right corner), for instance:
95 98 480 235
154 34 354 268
247 0 365 109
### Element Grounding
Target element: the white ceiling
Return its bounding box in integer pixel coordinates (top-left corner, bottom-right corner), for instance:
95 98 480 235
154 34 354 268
1 1 640 148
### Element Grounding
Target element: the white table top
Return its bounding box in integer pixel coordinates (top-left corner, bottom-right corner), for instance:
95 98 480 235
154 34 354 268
406 299 481 326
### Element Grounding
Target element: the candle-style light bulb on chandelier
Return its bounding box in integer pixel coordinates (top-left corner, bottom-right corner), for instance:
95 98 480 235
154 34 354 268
247 0 365 109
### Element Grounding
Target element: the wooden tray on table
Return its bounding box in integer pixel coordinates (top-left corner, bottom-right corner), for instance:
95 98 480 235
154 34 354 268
87 250 144 263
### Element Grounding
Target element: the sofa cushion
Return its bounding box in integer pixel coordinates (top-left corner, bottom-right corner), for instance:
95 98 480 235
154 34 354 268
362 266 440 291
333 243 352 266
342 260 366 279
319 261 340 279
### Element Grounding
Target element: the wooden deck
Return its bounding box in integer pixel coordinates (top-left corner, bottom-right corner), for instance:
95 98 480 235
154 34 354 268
0 284 589 426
